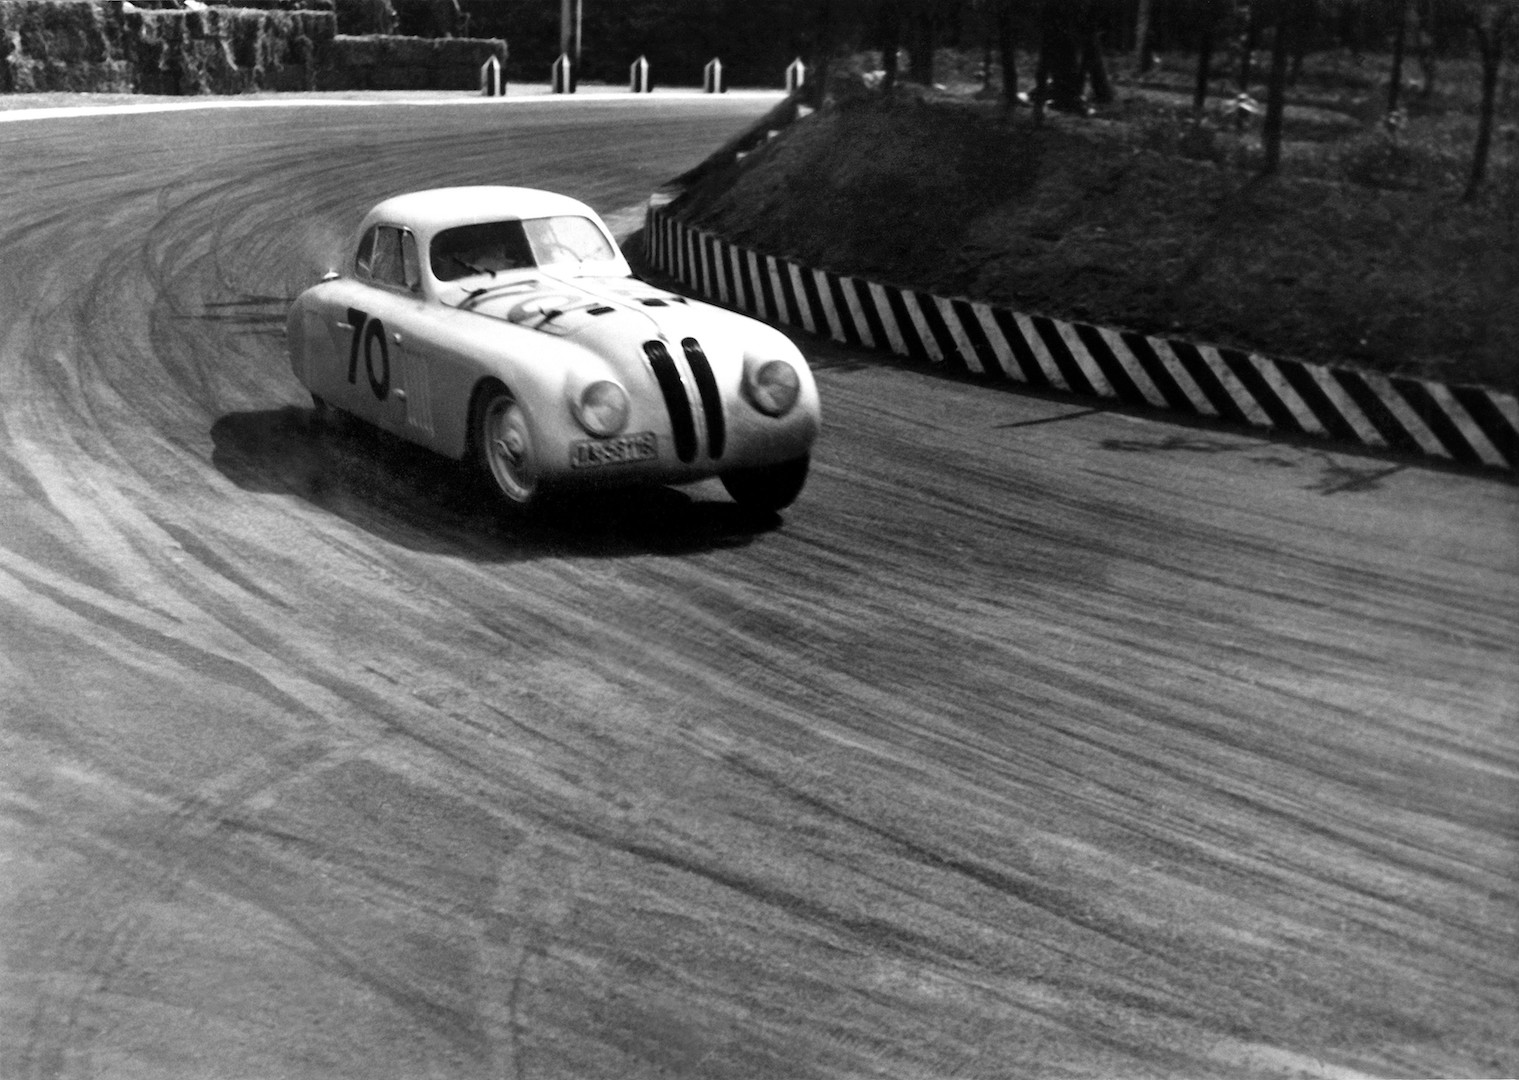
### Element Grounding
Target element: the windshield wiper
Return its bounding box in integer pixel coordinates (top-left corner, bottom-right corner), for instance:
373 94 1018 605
447 253 494 279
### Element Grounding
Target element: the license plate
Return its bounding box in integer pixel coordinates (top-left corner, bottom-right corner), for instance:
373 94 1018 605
570 432 658 469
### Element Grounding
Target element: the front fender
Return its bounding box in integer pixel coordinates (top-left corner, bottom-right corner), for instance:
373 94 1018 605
406 309 622 462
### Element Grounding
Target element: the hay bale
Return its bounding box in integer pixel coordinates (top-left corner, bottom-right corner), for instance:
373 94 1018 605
0 0 337 94
119 6 335 94
0 1 115 66
433 35 496 67
0 0 139 92
215 0 335 10
315 31 500 90
379 34 432 67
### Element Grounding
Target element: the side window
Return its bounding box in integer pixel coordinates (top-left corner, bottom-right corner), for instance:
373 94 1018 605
354 226 378 280
371 226 405 287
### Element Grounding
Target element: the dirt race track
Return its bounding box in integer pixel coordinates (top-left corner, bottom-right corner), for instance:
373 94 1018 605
1 94 1516 1080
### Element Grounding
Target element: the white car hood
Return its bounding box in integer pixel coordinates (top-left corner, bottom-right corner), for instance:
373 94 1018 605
451 273 711 344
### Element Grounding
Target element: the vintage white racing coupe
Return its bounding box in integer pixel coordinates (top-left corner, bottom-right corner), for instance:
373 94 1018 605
286 186 820 512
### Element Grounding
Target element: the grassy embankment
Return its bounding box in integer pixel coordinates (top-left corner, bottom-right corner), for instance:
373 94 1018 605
677 51 1518 393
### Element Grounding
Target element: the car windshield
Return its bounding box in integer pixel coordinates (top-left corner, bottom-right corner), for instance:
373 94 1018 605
521 215 616 268
429 215 614 282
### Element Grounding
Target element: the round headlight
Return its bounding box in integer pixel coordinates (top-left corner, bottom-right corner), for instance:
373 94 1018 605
574 380 630 437
746 360 801 417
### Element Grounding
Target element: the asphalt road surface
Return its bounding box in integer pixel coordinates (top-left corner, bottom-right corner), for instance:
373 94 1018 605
1 94 1515 1080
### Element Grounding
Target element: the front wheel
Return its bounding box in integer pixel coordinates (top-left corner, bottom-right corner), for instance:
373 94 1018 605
475 384 541 508
720 455 810 513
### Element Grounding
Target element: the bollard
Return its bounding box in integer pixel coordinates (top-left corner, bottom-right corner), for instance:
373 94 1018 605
703 57 725 94
629 54 651 93
785 57 806 94
480 55 502 97
551 53 573 94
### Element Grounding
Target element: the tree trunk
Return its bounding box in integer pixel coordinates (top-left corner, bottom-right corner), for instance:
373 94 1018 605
1464 15 1507 203
1261 0 1293 175
1135 0 1154 71
997 9 1019 106
1193 12 1216 114
881 0 901 90
1387 0 1408 114
1083 16 1114 104
1413 0 1436 98
1032 6 1053 123
1044 9 1085 112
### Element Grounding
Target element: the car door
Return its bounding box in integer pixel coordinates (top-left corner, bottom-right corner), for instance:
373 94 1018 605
335 224 428 439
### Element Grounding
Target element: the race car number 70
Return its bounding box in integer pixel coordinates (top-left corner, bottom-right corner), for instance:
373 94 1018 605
345 307 390 401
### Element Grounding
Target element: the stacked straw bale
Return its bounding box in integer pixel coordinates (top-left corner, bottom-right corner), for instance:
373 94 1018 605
317 32 501 90
0 1 133 92
0 0 501 94
128 6 336 93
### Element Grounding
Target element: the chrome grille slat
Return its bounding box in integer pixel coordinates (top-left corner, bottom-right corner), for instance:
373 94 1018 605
681 337 725 460
643 340 697 463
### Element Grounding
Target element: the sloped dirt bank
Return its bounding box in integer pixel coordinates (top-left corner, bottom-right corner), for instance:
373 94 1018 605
675 94 1517 393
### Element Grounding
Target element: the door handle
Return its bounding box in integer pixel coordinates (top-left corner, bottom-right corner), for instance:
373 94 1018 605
393 390 408 402
392 332 403 344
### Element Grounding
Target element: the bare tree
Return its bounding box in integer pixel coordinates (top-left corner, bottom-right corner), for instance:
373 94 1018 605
995 0 1020 104
1082 0 1116 103
1261 0 1300 173
1388 0 1411 113
1464 0 1517 200
1136 0 1155 69
1193 0 1232 113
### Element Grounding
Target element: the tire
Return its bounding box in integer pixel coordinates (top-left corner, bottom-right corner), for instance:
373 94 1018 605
474 383 541 508
720 455 810 512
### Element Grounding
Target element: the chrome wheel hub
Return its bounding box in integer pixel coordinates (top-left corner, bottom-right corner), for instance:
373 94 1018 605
484 400 536 503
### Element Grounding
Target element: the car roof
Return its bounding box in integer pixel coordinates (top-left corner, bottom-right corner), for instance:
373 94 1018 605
361 186 603 235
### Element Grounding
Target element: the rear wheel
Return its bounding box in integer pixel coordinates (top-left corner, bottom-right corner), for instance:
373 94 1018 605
475 384 541 508
720 455 810 512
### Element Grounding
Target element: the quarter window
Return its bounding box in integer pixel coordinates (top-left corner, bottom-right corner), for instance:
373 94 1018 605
371 226 405 287
354 226 378 279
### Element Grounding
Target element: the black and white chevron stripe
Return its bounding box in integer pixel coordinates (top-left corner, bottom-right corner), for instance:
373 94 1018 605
644 200 1519 472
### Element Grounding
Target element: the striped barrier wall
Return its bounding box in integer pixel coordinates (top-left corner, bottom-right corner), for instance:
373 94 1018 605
644 200 1519 473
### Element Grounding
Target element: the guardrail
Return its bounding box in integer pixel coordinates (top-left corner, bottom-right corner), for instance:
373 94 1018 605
644 198 1518 473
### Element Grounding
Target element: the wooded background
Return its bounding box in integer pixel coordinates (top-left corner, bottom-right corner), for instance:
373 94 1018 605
459 0 1512 91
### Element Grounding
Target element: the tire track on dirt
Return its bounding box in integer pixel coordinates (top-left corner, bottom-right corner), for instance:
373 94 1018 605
1 98 1514 1080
